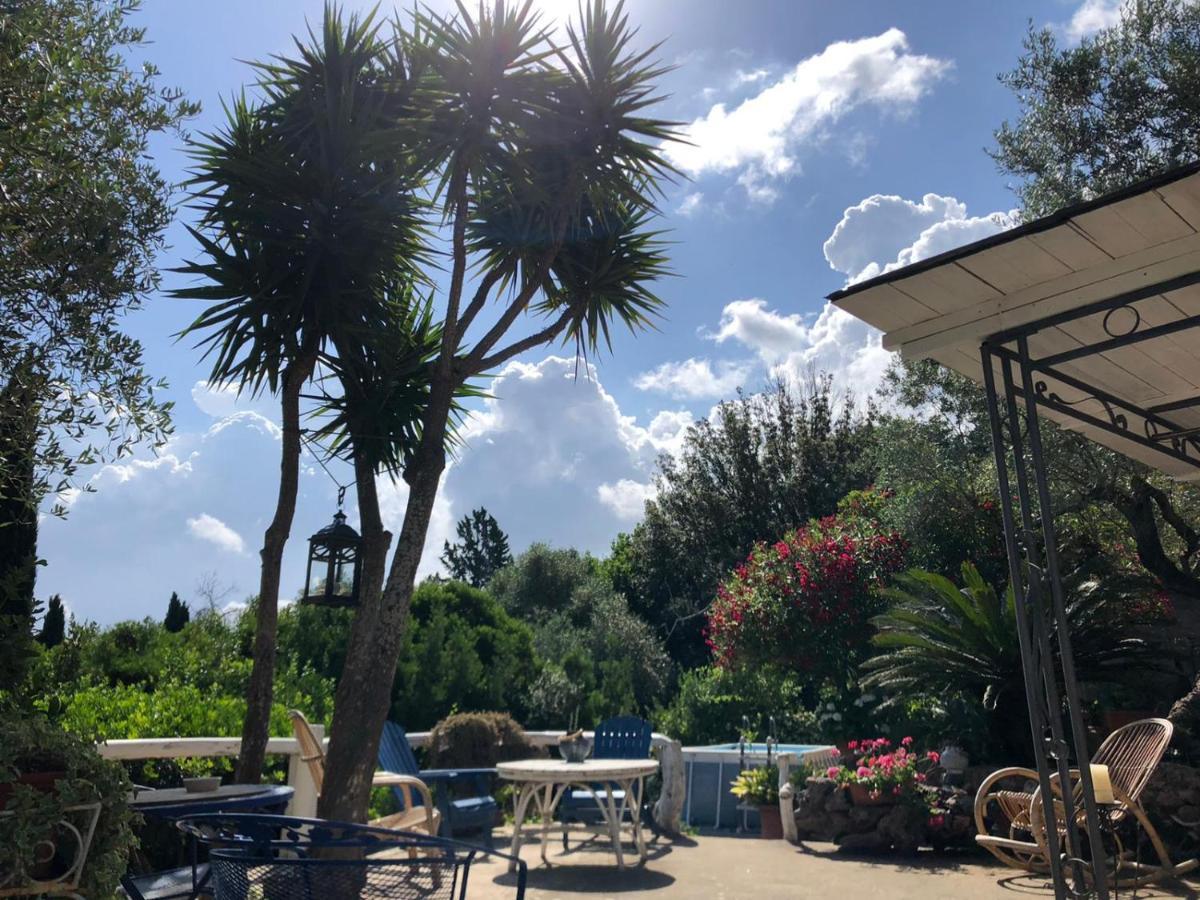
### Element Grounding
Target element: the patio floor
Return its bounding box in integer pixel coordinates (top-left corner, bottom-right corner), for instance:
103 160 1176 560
468 830 1200 899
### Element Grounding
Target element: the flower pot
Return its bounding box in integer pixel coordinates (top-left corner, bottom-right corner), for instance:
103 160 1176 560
0 771 66 810
847 783 897 807
758 804 783 839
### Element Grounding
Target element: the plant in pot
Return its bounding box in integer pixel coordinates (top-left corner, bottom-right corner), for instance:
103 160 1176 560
824 737 939 806
0 715 136 897
730 765 782 839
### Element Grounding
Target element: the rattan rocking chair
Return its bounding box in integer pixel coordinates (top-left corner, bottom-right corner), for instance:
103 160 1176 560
974 718 1198 887
288 710 441 836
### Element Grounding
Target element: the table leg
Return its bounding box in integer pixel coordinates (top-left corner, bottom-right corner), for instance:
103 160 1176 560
539 783 555 866
601 784 625 869
508 782 537 873
629 776 648 863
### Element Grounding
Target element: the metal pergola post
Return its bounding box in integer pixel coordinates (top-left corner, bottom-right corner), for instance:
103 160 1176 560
981 340 1112 899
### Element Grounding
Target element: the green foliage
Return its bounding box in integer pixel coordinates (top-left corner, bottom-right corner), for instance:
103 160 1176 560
0 716 136 898
163 592 190 633
441 508 514 588
391 580 539 730
656 665 818 747
614 376 877 668
0 0 195 517
37 595 65 649
863 562 1170 760
491 545 670 727
994 0 1200 218
729 765 778 805
426 712 536 768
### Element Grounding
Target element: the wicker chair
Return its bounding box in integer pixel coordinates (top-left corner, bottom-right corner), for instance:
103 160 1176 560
288 710 440 836
974 718 1198 886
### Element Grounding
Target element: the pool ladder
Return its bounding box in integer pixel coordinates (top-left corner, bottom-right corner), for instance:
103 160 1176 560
737 716 778 833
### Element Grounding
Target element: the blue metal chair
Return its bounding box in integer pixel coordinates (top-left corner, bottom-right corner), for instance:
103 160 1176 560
177 815 525 899
557 715 653 849
378 722 499 845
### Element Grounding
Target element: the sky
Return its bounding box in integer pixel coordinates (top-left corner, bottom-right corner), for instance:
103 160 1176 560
34 0 1127 625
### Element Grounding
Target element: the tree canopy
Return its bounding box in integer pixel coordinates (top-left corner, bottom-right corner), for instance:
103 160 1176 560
441 508 514 588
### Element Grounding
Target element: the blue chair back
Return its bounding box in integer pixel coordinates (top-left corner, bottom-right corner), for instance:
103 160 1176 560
593 715 652 760
379 721 422 777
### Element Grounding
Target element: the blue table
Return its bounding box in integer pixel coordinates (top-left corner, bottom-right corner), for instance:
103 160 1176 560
123 785 294 899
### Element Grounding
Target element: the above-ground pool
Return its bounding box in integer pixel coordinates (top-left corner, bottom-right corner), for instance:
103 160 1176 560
681 742 837 830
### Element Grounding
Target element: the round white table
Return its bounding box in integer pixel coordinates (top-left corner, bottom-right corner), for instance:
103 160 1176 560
497 758 659 872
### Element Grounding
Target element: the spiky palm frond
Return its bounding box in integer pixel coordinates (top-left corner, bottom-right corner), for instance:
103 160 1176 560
309 286 484 478
173 4 428 398
862 561 1167 710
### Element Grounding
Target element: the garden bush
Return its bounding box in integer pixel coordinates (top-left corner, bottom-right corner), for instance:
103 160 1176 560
427 712 538 768
656 665 818 746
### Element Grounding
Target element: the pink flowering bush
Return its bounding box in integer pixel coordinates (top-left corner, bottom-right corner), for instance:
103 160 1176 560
705 509 907 680
825 736 940 808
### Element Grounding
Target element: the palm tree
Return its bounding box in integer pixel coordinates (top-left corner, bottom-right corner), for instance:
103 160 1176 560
174 6 426 782
862 561 1167 759
316 0 680 821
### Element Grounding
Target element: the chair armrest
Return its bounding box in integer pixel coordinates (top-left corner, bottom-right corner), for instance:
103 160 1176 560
418 767 496 783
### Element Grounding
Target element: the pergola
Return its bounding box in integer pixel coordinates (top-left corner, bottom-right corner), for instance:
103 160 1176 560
830 161 1200 899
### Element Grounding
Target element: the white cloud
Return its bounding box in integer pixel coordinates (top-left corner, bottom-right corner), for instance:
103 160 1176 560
712 298 893 399
438 356 691 561
676 192 705 217
634 357 752 399
1061 0 1123 42
187 513 247 555
596 479 657 521
191 380 278 421
666 29 951 202
823 192 1017 285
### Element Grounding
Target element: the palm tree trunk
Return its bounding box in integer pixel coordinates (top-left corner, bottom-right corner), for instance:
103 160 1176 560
318 403 450 822
235 350 317 783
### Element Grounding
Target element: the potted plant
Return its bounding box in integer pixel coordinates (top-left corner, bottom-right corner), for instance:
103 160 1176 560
730 766 783 839
0 716 136 897
825 737 939 806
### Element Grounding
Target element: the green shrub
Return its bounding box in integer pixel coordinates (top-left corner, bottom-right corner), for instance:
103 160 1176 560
427 712 538 768
657 665 818 746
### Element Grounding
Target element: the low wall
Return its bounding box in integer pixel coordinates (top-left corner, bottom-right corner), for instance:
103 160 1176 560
97 728 685 834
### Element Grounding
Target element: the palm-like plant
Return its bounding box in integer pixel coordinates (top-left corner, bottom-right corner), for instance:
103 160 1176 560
315 1 680 822
862 561 1167 759
174 6 427 782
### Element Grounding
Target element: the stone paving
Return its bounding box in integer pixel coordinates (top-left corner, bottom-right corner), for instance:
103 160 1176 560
467 830 1200 899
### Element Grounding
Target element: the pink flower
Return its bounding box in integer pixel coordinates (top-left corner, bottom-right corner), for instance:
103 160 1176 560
826 766 840 779
901 736 913 746
926 751 940 764
847 740 858 751
856 766 870 778
892 786 901 796
929 814 945 829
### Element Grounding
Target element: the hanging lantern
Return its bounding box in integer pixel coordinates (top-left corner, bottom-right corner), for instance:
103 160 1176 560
302 494 361 607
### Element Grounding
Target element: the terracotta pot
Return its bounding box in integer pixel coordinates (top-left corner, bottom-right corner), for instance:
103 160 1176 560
0 771 66 810
847 782 897 807
758 804 783 839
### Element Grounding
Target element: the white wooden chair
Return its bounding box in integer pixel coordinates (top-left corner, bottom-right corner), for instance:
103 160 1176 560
288 709 440 835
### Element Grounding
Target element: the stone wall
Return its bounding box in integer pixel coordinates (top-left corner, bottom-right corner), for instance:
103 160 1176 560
792 777 974 854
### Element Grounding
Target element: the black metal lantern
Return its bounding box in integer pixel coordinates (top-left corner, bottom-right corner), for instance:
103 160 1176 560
302 505 362 608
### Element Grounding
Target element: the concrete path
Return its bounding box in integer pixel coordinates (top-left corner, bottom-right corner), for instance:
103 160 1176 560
468 830 1200 899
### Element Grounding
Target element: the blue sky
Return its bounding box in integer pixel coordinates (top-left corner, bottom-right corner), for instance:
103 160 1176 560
36 0 1124 624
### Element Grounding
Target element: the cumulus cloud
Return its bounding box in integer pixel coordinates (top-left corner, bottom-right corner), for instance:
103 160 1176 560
187 513 246 555
823 192 1017 285
596 479 657 521
440 356 691 557
634 357 752 399
1061 0 1124 42
666 29 950 202
191 380 278 421
676 192 705 217
712 298 893 399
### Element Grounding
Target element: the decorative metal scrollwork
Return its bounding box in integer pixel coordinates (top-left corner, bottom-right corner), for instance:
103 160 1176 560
1102 304 1141 339
1034 380 1129 431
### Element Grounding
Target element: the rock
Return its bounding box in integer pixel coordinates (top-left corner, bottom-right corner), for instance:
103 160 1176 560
878 804 927 855
824 785 851 812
